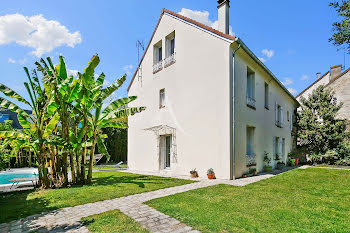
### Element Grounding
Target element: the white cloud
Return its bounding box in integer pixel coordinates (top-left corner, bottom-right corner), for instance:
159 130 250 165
262 49 274 58
18 57 27 64
178 8 234 36
103 79 110 88
288 88 297 95
8 58 15 63
0 13 82 57
123 65 134 76
301 74 309 80
258 57 266 63
67 69 78 77
282 78 293 86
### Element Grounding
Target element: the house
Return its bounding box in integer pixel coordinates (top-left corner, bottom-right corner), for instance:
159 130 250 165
0 107 32 129
296 65 350 128
127 0 299 179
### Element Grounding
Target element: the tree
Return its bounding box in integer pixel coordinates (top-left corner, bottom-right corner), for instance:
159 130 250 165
0 55 145 188
297 85 347 155
329 1 350 52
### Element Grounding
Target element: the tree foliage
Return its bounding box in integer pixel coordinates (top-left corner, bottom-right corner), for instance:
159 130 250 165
0 55 145 187
297 85 347 157
329 1 350 52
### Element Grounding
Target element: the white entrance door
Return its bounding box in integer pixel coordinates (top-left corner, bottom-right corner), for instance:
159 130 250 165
165 136 171 168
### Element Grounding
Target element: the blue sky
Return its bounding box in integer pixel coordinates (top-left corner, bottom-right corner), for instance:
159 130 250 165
0 0 345 109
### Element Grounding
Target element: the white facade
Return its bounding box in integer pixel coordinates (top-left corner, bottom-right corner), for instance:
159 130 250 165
128 8 298 179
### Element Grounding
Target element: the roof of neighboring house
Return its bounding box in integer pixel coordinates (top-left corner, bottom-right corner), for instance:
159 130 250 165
127 8 299 105
296 66 350 98
296 71 330 98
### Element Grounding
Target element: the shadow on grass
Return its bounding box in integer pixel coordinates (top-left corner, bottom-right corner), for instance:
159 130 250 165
0 172 189 224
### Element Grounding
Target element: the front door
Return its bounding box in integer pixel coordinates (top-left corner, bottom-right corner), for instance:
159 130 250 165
165 136 171 168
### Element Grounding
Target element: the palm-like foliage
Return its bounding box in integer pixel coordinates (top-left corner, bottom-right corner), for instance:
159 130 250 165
0 55 145 187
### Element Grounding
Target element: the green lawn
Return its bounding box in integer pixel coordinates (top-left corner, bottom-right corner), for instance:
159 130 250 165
82 209 149 233
147 168 350 233
93 163 128 170
0 171 193 224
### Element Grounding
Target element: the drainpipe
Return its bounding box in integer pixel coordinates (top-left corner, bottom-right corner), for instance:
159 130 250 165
230 42 241 180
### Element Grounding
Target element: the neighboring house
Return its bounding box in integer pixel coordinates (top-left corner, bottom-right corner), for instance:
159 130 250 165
0 108 32 129
297 65 350 127
127 0 299 179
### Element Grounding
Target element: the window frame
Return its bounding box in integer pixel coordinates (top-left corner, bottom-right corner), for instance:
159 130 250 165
159 88 165 109
264 82 269 110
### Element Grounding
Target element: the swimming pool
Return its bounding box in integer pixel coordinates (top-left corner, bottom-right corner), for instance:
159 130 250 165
0 168 38 185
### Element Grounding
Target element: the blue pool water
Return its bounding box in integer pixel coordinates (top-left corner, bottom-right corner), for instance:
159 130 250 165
0 169 38 185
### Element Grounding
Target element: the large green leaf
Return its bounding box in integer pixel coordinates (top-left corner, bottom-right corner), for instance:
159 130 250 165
97 135 110 162
83 55 100 88
101 96 137 118
100 75 126 101
43 113 60 137
0 83 31 106
104 106 146 120
56 56 68 81
0 97 31 118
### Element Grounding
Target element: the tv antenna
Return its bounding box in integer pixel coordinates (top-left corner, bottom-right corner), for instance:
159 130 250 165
136 40 145 84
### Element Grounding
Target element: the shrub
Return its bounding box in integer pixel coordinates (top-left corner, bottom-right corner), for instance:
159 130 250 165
336 141 350 159
289 147 308 164
335 157 350 166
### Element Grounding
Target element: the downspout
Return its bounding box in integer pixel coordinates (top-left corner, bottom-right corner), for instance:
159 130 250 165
230 42 241 180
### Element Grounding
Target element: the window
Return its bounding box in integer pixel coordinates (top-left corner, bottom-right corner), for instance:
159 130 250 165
287 111 290 122
264 82 269 109
275 103 283 127
246 127 255 156
165 31 176 67
170 38 175 55
159 89 165 108
166 31 175 57
273 136 280 160
246 67 256 108
153 40 163 73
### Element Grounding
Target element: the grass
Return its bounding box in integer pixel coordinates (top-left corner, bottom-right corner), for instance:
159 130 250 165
0 171 193 224
93 163 128 170
147 168 350 233
82 209 149 233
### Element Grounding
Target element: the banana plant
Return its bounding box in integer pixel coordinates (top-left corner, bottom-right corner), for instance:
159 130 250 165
0 67 61 188
74 55 145 183
35 56 80 185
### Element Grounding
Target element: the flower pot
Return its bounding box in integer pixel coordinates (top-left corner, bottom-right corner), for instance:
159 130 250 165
290 159 296 166
276 163 286 170
207 173 216 179
295 158 299 166
264 166 273 172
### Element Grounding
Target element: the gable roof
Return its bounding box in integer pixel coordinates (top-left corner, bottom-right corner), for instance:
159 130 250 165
296 71 330 98
127 8 235 91
127 8 299 105
296 66 350 98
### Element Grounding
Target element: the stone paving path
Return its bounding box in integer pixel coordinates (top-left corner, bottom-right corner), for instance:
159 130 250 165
0 170 294 233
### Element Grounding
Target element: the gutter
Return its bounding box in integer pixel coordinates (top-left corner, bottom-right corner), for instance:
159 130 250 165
230 44 241 180
234 38 300 107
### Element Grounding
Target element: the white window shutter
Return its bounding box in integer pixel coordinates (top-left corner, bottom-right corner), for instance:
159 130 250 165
290 112 293 131
281 107 284 127
275 102 278 124
273 137 276 156
278 137 282 156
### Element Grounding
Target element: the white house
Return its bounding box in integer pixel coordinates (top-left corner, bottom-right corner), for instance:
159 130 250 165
127 0 299 179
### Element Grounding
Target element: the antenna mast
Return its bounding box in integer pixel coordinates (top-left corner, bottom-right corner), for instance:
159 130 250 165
136 40 145 84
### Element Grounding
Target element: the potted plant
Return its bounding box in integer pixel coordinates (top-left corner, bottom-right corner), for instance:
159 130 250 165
263 151 272 172
207 168 216 179
249 167 258 176
275 153 281 161
190 169 198 178
290 159 296 166
276 161 286 170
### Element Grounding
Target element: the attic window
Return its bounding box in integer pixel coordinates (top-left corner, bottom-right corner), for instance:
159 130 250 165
165 31 176 68
153 40 163 73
